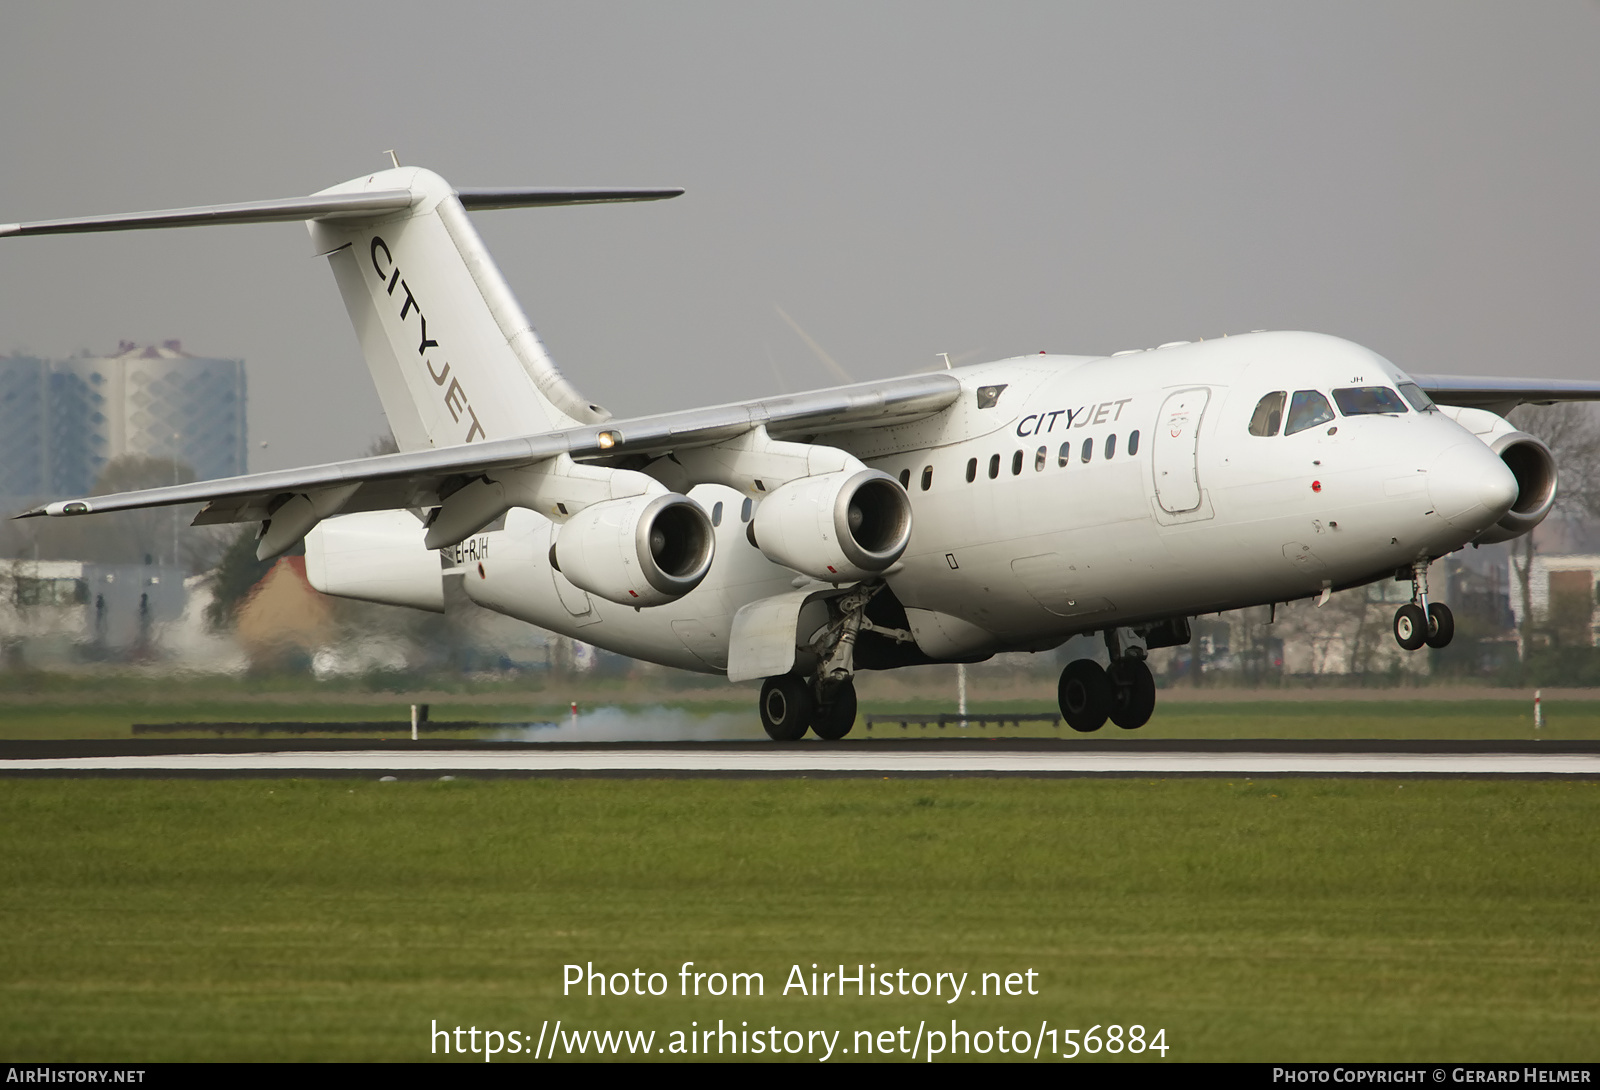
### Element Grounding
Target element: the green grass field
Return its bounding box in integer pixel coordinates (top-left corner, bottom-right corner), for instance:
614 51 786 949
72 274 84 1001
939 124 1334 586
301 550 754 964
1 776 1595 1062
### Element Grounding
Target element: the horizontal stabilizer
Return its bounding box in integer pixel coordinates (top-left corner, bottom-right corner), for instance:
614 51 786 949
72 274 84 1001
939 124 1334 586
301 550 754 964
0 191 417 237
457 188 683 209
1 187 681 238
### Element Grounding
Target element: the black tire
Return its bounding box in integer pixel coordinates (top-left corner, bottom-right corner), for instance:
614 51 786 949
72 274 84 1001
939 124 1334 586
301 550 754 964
760 675 814 741
1058 659 1112 733
1108 659 1157 730
1393 603 1427 651
812 681 858 741
1425 603 1455 649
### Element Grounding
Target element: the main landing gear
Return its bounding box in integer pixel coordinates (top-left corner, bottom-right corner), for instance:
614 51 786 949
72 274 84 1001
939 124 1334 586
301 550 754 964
1392 561 1453 652
1058 628 1157 733
758 674 859 741
759 583 906 741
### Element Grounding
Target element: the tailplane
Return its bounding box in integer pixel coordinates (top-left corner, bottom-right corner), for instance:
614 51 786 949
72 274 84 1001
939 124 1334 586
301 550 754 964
2 166 682 450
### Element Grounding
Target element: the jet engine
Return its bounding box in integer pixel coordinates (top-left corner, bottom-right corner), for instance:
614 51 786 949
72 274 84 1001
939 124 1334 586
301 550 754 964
551 493 715 606
304 509 444 612
746 469 913 582
1444 407 1559 545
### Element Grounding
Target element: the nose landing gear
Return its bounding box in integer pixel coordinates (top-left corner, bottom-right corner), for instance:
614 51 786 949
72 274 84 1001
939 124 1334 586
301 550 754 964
1392 562 1453 651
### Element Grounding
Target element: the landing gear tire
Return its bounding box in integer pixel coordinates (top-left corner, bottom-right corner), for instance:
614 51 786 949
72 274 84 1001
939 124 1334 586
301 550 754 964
812 681 857 741
1425 603 1455 649
1059 659 1112 733
1108 659 1157 730
760 675 814 741
1393 603 1427 651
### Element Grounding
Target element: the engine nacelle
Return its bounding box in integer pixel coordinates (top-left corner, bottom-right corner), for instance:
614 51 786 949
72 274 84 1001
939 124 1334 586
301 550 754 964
1442 406 1559 545
552 493 714 606
304 509 444 612
747 469 912 582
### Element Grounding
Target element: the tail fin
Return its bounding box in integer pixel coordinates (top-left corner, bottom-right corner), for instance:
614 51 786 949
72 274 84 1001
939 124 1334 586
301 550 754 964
3 167 682 451
311 167 616 449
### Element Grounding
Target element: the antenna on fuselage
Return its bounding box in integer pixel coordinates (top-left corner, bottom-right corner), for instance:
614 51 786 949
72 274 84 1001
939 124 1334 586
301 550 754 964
938 352 952 370
383 149 400 169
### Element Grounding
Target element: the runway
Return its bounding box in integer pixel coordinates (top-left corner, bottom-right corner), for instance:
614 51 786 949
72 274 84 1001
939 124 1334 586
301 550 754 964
3 740 1598 777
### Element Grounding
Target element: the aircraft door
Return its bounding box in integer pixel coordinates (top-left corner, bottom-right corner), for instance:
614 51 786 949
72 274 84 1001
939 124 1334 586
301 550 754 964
1153 387 1210 514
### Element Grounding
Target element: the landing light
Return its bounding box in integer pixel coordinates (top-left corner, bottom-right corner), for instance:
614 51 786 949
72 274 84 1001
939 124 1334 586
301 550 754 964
597 431 619 450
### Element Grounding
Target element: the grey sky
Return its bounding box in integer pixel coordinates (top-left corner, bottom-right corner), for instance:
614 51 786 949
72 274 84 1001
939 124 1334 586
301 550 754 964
3 2 1596 472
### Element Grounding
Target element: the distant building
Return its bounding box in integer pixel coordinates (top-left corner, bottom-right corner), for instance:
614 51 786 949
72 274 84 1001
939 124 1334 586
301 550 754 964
0 557 188 662
0 340 246 500
1517 554 1600 648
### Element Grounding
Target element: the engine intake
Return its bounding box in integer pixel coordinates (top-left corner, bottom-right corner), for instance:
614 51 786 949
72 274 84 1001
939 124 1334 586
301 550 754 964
748 469 913 582
1477 431 1558 543
553 493 715 606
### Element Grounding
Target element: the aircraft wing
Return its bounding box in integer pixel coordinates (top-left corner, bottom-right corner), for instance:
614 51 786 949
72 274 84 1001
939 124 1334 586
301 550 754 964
1413 374 1600 411
13 372 961 525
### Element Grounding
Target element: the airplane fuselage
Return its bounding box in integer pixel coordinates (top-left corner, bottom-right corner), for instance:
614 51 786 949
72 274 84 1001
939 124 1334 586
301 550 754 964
459 330 1518 673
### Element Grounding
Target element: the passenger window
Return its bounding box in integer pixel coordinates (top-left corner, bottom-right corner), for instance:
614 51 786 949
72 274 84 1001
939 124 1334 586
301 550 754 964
1285 390 1335 436
1080 438 1093 463
1011 450 1023 475
920 466 933 491
711 501 723 528
988 454 1000 479
965 457 977 483
1249 391 1286 437
741 497 753 522
1128 430 1140 456
1105 434 1117 460
1058 442 1071 467
1035 446 1046 471
1333 386 1408 416
899 468 911 488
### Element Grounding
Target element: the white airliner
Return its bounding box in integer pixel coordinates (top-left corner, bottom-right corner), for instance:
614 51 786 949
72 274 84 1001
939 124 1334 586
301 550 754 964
7 165 1598 739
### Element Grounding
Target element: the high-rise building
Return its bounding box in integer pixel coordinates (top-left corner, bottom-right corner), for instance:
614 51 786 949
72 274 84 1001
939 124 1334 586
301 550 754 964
0 341 247 500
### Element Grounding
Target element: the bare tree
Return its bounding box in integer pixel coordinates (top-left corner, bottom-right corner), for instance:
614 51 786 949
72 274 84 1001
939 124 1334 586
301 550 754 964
1507 403 1600 657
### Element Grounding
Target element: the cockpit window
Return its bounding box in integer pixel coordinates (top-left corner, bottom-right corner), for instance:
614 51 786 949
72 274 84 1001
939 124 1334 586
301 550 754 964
1284 390 1335 435
1397 381 1436 413
1249 391 1286 437
1333 386 1408 416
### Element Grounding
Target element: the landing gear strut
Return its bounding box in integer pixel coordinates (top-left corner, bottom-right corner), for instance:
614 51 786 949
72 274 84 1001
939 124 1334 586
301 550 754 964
1392 561 1453 651
1058 628 1159 732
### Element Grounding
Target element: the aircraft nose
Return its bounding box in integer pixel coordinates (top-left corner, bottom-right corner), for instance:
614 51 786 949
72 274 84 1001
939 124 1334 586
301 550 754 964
1428 442 1519 529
